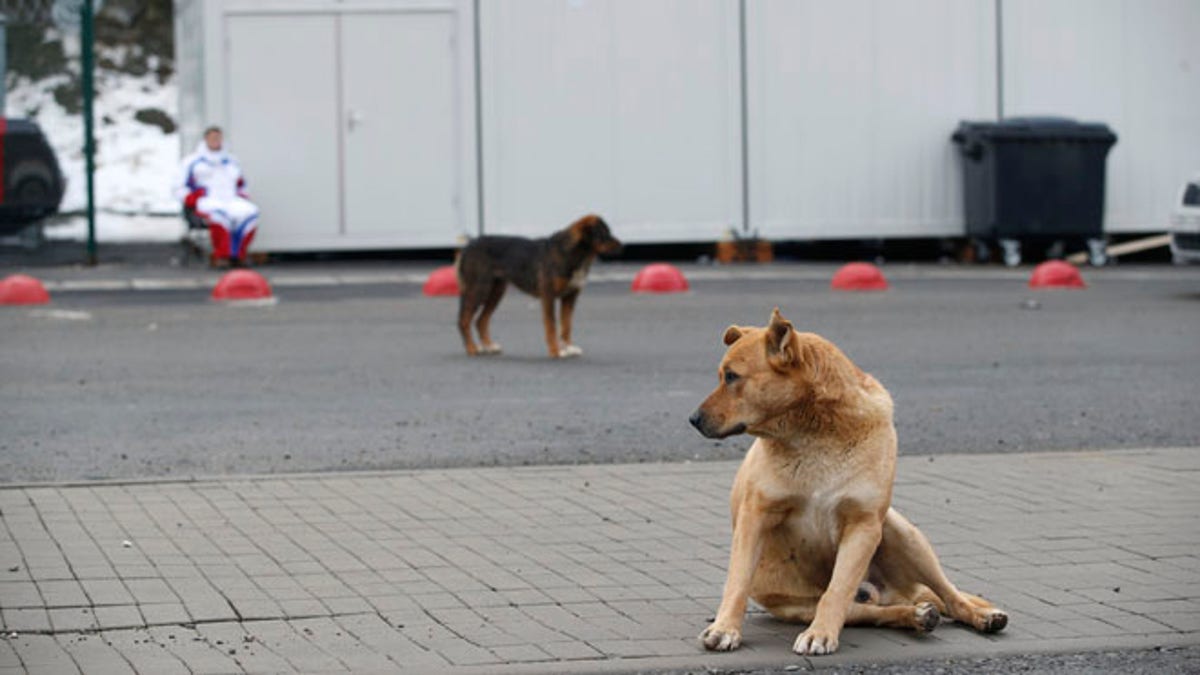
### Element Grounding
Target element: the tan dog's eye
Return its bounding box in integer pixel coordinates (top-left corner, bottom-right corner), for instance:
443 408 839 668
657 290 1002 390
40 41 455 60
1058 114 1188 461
724 370 740 386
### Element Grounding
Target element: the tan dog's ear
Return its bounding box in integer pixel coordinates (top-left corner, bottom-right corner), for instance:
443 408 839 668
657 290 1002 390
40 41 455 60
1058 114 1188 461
723 325 744 346
765 307 796 368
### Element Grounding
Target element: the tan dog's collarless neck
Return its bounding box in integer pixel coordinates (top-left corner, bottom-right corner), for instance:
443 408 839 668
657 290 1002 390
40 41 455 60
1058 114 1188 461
750 382 887 444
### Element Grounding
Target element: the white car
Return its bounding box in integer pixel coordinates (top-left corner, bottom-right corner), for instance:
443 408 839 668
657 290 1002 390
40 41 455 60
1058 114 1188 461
1171 174 1200 264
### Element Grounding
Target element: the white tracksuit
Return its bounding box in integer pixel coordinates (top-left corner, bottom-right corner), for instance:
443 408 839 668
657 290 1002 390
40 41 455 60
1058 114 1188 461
175 142 260 259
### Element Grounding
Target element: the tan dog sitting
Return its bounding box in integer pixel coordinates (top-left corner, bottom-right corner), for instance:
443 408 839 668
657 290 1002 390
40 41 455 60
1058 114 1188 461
689 308 1007 656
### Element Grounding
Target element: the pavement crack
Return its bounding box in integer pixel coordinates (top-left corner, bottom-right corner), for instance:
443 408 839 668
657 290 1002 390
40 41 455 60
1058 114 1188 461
222 596 244 622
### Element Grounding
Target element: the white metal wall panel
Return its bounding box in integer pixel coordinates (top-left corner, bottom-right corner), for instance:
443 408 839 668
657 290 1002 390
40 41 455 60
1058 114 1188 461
747 0 997 240
183 0 1200 251
1002 0 1200 233
480 0 742 242
208 0 477 252
225 13 342 249
341 12 461 247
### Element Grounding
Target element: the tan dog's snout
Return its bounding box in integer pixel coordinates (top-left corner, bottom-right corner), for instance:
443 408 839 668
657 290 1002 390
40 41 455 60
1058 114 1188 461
689 408 721 438
689 405 746 439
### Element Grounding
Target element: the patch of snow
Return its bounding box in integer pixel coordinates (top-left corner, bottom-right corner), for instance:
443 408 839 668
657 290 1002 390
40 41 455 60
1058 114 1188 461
5 52 182 243
42 213 183 242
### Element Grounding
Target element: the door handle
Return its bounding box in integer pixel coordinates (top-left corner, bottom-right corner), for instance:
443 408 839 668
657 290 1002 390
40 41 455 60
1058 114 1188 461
347 109 364 131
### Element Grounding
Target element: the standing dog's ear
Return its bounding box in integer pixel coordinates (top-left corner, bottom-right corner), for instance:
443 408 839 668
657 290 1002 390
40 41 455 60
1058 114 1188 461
765 307 796 369
566 214 601 247
723 325 744 345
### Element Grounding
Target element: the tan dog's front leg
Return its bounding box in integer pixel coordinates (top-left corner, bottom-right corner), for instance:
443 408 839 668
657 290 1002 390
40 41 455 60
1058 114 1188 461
794 518 882 656
701 504 781 651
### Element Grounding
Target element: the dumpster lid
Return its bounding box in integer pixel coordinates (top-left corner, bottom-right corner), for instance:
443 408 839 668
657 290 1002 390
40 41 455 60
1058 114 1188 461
953 117 1117 142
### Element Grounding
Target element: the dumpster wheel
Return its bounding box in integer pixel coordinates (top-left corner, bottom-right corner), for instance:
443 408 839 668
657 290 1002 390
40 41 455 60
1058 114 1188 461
1086 238 1109 267
999 239 1022 267
971 239 992 264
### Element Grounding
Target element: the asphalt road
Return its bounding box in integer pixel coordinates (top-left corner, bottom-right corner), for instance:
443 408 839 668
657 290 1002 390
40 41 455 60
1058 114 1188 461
2 266 1199 482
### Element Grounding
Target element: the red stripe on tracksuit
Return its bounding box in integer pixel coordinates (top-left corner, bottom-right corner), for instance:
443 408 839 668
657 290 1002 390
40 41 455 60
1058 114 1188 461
201 215 231 258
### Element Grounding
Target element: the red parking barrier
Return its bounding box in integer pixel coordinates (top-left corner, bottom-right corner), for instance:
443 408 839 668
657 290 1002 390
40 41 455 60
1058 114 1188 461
423 265 460 297
631 263 689 293
0 274 51 305
211 269 273 301
831 262 889 291
1029 260 1086 289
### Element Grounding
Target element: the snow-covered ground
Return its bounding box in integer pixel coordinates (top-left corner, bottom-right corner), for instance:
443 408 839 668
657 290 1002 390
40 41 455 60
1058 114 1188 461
5 36 183 242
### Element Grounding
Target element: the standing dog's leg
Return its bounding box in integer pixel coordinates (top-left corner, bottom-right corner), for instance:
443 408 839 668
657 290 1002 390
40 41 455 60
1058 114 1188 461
540 294 560 358
475 279 507 354
701 502 783 651
558 289 583 358
793 518 882 655
458 289 483 356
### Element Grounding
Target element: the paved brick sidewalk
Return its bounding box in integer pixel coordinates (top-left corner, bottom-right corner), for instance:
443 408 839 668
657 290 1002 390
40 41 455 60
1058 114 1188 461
1 448 1197 674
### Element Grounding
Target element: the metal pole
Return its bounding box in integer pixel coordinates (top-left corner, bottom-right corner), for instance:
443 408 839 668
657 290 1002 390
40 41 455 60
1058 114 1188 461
82 0 98 265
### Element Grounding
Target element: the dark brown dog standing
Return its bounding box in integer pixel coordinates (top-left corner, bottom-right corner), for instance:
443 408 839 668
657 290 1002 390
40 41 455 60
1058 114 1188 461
690 308 1007 656
456 214 621 358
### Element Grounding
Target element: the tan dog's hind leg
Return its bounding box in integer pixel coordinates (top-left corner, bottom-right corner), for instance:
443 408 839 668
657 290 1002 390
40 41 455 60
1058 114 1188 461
878 509 1008 633
701 503 783 651
766 596 940 634
792 519 882 655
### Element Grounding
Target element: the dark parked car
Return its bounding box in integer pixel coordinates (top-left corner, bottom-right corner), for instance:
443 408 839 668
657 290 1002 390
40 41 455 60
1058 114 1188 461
0 118 66 234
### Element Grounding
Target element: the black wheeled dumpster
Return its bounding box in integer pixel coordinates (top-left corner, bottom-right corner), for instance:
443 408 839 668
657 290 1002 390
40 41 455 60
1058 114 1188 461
952 117 1117 266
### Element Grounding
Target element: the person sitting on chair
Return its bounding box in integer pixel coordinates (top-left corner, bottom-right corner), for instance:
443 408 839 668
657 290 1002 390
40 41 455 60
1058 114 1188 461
174 126 259 267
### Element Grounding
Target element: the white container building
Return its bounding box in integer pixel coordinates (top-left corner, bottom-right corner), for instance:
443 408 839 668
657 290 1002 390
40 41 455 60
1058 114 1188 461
174 0 1200 252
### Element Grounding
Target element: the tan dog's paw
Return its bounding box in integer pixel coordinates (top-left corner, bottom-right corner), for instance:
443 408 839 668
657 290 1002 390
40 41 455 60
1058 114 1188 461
699 623 741 651
558 344 583 358
793 627 838 655
479 342 503 355
980 608 1008 633
914 602 940 634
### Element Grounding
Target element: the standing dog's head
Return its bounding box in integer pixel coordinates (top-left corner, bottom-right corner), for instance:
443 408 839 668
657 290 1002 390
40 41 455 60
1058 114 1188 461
568 214 623 256
689 308 853 440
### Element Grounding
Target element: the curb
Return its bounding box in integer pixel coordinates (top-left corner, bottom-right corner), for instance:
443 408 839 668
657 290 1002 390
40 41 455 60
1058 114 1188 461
443 633 1200 675
0 445 1184 491
20 264 1200 294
